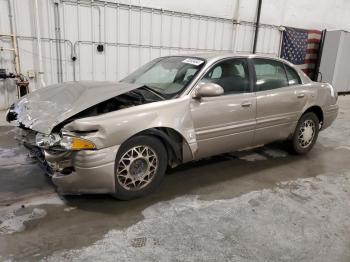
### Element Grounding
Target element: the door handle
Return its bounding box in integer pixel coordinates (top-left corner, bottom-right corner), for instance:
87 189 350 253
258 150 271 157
297 93 305 98
241 101 252 107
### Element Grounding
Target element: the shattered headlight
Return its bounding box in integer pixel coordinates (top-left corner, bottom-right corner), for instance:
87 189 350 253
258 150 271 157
36 133 61 148
60 136 96 151
36 133 96 150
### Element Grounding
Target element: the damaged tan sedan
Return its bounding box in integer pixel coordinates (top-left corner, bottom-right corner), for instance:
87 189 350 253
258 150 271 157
7 54 338 200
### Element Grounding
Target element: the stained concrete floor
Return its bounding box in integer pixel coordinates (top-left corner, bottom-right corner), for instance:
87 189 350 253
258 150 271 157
0 96 349 261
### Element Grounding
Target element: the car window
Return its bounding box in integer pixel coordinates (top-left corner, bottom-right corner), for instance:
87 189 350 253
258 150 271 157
136 64 177 84
203 59 250 94
183 68 197 83
211 67 222 79
284 64 301 85
122 56 205 98
253 59 288 91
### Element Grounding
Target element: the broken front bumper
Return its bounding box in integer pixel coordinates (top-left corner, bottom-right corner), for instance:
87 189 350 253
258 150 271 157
17 127 120 194
51 145 120 194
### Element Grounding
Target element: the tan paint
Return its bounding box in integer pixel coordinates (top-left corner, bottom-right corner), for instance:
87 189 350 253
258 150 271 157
8 53 339 194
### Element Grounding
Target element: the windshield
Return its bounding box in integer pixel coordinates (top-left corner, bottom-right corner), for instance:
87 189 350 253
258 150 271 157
121 56 205 98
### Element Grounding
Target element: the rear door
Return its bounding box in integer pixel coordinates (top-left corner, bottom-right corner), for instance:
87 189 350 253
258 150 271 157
250 58 308 145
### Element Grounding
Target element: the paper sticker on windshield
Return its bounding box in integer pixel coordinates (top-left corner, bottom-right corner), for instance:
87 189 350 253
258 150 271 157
182 58 204 66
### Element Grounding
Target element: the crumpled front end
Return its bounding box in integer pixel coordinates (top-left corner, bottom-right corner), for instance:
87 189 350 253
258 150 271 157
15 128 119 194
6 81 144 134
8 82 198 195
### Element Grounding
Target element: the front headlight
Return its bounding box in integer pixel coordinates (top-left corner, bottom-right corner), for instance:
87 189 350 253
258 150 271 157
36 133 60 148
60 136 96 150
36 133 96 151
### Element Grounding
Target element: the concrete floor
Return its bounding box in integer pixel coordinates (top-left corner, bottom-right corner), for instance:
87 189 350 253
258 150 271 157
0 110 9 126
0 96 349 261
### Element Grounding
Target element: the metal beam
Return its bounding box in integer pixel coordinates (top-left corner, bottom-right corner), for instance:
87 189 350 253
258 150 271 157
252 0 263 54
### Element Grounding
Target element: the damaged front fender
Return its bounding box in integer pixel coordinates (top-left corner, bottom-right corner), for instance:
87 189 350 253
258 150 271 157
63 96 198 161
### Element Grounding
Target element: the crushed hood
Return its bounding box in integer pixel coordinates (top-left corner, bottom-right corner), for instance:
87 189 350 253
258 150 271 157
8 81 143 134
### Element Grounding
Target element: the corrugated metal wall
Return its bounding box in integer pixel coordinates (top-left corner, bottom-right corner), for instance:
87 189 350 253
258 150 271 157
0 0 282 90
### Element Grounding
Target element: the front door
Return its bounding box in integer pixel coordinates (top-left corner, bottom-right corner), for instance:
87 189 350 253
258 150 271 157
190 58 256 159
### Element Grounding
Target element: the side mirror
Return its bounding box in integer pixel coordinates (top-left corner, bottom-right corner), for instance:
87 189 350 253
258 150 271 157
193 82 224 99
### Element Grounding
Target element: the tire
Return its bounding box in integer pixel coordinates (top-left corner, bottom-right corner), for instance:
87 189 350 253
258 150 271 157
290 112 319 155
113 135 167 200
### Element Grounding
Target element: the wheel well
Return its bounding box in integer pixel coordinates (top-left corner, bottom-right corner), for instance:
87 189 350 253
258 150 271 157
133 127 186 167
303 106 324 123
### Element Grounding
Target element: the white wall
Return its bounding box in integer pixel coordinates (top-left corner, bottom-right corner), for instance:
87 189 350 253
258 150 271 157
135 0 350 31
0 0 349 91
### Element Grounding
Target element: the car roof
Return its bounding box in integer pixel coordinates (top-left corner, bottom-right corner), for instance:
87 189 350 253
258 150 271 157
167 52 291 64
163 52 312 84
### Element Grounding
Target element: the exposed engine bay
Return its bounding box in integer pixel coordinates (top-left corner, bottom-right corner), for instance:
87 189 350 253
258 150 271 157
7 86 164 133
52 87 164 132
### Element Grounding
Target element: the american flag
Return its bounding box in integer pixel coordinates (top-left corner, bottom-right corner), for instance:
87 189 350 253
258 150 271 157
280 27 322 79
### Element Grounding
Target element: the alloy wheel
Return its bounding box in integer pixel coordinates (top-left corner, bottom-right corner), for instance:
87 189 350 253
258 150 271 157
116 145 158 191
298 119 316 148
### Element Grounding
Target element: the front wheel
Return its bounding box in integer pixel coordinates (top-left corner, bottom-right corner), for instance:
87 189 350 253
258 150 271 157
113 135 167 200
290 112 319 155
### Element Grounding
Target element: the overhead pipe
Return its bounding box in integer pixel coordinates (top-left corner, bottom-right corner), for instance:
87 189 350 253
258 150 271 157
0 46 15 52
232 0 241 52
72 0 81 81
104 2 107 80
6 0 21 75
252 0 263 54
53 0 63 83
10 35 74 76
90 2 95 80
5 0 30 97
46 0 55 83
34 0 46 88
93 6 102 44
61 0 280 30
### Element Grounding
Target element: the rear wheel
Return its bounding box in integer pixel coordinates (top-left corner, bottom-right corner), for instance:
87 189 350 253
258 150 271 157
113 135 167 200
290 112 319 155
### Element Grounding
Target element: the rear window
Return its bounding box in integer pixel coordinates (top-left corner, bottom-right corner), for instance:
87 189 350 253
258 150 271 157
284 64 302 85
253 59 288 91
